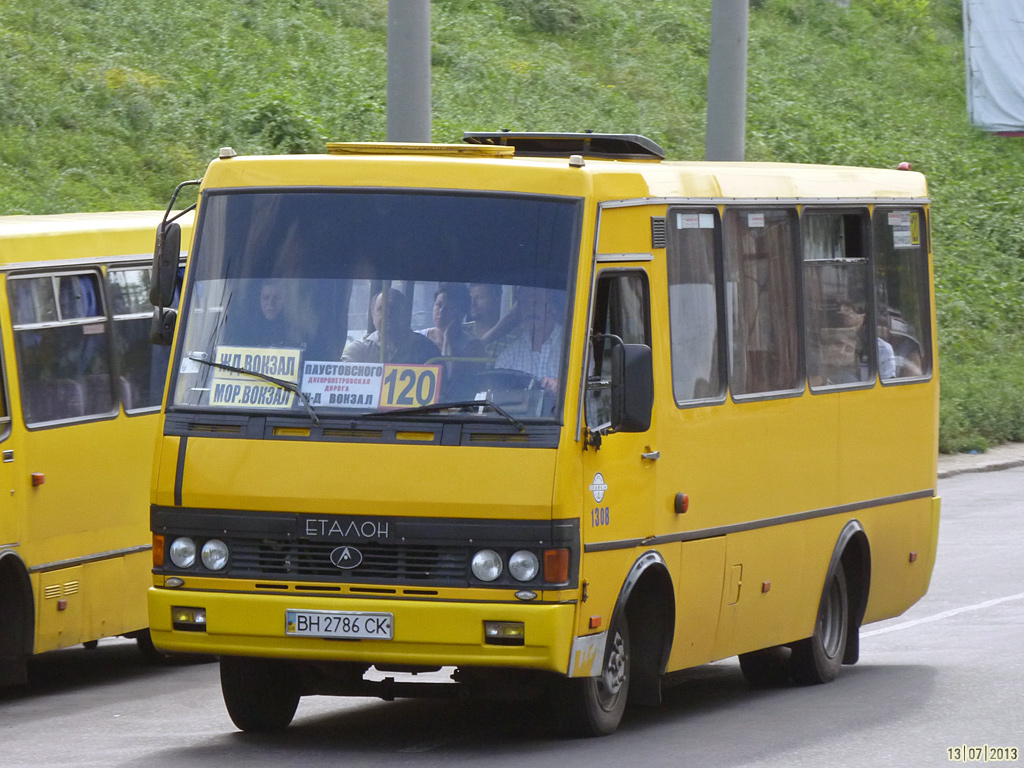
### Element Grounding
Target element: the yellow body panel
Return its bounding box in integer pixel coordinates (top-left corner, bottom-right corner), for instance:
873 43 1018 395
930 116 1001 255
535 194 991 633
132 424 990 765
149 587 575 672
150 147 938 690
179 437 557 518
0 211 192 661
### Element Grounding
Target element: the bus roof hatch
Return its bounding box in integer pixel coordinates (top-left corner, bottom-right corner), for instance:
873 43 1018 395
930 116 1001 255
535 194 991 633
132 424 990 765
462 131 666 160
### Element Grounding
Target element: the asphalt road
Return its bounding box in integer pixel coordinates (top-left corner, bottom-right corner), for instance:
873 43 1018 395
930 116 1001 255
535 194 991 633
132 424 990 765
2 467 1021 767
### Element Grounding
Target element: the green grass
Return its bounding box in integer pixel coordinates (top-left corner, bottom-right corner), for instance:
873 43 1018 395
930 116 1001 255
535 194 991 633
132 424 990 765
1 0 1021 451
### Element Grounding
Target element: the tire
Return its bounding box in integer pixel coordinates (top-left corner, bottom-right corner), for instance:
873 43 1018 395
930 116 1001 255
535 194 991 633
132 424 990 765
135 630 173 663
790 561 849 685
738 646 790 688
554 617 631 737
220 656 300 732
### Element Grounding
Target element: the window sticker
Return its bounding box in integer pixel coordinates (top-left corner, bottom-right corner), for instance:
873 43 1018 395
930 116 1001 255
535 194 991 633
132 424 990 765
699 213 715 229
889 211 920 249
378 364 442 410
301 361 385 408
747 213 765 228
677 213 700 229
209 346 301 408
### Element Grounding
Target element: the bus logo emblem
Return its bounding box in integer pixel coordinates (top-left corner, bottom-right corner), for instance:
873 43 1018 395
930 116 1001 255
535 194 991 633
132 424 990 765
590 473 608 503
330 546 363 569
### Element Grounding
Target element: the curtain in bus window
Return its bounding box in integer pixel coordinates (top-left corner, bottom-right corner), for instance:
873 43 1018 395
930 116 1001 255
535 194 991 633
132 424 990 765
109 268 168 410
723 209 799 396
667 209 721 402
9 272 115 424
873 208 931 379
803 212 874 388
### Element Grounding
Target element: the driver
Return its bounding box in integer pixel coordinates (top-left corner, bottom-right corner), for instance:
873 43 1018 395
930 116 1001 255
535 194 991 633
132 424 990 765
342 288 439 364
494 287 564 395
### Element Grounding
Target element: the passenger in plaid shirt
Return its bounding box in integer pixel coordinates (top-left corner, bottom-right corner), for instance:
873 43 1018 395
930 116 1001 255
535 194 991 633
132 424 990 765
495 287 564 396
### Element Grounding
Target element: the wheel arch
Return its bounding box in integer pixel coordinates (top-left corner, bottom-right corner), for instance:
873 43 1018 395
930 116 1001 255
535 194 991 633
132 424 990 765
822 520 871 665
0 550 35 682
610 549 675 706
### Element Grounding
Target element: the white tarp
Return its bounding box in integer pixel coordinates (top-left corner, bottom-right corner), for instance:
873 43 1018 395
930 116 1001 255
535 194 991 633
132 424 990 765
964 0 1024 133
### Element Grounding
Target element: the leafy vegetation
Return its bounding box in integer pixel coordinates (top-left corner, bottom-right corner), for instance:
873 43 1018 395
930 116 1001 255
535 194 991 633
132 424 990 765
1 0 1021 451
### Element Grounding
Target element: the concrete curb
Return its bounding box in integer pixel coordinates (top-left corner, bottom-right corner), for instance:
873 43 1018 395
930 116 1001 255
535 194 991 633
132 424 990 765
938 458 1024 479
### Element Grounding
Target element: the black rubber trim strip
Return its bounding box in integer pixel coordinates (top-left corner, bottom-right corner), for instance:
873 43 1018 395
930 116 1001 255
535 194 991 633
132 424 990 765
29 544 153 574
584 489 935 553
174 436 187 507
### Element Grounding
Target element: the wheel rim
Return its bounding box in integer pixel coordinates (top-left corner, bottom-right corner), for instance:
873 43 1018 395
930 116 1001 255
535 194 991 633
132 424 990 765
595 629 628 711
818 574 844 659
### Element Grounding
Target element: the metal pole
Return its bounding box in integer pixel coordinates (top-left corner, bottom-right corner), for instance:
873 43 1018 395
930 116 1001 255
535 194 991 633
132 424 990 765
705 0 748 161
387 0 432 142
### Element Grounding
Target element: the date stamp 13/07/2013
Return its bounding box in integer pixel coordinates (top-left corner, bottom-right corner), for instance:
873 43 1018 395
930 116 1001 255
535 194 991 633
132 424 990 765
947 745 1019 763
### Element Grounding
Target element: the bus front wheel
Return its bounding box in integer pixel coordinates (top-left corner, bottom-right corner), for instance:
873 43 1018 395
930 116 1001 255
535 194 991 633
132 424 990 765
554 616 631 737
790 561 849 685
220 656 300 732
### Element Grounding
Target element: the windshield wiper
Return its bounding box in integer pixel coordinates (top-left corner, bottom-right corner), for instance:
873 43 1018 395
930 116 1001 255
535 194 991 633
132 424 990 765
359 399 526 433
188 356 320 426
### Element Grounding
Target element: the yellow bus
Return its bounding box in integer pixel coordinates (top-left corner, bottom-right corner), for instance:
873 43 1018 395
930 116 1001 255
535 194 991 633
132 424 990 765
147 134 938 736
0 210 192 685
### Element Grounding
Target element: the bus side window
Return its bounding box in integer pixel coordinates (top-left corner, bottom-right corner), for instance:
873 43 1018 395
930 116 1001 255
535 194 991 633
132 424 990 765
586 271 650 432
8 272 116 425
873 208 932 380
723 208 801 397
803 211 874 389
108 267 170 411
667 207 724 403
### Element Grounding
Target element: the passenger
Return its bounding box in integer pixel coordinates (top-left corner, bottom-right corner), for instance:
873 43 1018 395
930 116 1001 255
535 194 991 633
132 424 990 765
423 283 484 359
467 283 503 338
422 283 486 397
342 288 439 364
233 279 292 347
495 287 564 395
837 300 895 380
467 283 516 358
817 327 860 386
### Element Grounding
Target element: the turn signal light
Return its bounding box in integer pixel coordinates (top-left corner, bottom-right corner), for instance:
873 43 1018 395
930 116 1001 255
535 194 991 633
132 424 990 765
153 535 165 567
543 548 570 584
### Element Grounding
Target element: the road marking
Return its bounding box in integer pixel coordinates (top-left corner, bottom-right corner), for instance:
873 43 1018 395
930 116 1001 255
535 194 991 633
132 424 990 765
863 591 1024 637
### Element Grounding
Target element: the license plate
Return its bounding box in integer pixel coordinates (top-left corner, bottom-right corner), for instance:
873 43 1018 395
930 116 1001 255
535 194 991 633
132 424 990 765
285 609 393 640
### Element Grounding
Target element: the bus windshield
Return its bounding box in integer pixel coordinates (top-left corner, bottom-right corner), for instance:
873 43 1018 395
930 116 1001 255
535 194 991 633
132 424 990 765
172 190 581 423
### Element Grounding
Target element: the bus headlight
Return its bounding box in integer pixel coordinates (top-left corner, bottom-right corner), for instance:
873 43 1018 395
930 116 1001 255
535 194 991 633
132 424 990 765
201 539 229 571
471 549 503 582
169 537 196 568
508 550 539 582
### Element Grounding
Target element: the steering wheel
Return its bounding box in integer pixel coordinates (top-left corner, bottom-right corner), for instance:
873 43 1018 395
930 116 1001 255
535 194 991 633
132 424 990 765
472 368 542 392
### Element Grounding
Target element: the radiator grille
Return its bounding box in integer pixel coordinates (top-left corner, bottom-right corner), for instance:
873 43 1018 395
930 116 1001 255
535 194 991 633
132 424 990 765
227 539 468 585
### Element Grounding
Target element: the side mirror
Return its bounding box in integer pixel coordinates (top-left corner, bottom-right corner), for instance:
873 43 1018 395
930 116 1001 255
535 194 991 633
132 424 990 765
611 343 653 433
150 221 181 308
150 307 177 346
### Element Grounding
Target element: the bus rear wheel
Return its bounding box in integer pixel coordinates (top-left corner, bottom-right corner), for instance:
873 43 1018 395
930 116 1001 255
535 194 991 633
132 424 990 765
554 617 630 737
220 656 300 732
790 561 848 685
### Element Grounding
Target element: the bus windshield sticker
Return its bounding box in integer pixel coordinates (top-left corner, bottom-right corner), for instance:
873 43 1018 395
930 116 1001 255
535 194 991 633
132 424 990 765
378 364 443 410
748 212 765 228
209 346 302 409
301 361 384 408
299 362 443 411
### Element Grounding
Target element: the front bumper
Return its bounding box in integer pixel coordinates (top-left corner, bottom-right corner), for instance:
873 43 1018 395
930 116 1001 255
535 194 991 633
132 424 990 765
148 587 578 673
